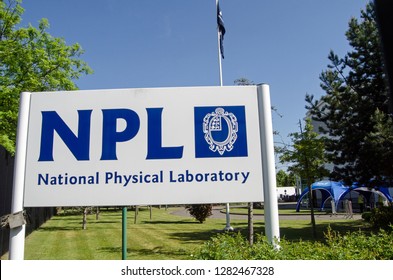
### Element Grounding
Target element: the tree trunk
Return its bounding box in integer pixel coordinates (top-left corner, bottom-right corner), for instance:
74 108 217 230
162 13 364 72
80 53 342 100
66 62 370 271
134 205 139 224
248 202 254 245
308 186 317 238
82 207 88 230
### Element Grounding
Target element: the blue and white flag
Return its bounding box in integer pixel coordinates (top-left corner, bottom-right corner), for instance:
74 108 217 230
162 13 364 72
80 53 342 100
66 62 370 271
217 1 226 59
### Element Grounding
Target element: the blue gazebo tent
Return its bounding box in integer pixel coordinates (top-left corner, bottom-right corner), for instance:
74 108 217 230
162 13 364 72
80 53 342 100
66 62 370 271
296 180 392 212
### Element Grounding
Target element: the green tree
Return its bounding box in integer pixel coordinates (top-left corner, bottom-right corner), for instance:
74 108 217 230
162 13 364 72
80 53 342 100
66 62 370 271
280 119 329 185
279 118 329 238
276 170 296 187
365 109 393 185
0 0 92 153
305 3 392 187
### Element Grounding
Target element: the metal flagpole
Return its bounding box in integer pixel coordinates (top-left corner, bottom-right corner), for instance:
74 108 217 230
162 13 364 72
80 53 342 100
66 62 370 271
216 0 224 87
216 0 233 231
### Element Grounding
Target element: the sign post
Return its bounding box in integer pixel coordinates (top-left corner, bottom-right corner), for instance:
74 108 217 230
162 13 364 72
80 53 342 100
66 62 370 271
9 92 31 260
122 207 127 260
258 84 280 245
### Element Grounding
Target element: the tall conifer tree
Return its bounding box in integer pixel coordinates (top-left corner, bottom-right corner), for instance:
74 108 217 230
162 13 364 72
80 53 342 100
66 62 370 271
306 3 392 187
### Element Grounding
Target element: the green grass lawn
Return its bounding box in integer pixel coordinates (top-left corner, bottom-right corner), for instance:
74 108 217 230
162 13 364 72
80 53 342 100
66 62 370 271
1 206 367 260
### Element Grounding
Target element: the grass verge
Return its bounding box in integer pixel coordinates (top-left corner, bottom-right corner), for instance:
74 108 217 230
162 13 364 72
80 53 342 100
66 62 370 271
1 206 367 260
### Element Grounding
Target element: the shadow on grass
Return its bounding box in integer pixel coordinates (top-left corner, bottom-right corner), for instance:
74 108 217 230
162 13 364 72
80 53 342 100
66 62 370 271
98 246 188 259
51 216 83 222
141 220 199 225
89 220 119 224
174 220 369 244
37 226 81 231
170 230 221 244
279 220 368 242
128 248 188 259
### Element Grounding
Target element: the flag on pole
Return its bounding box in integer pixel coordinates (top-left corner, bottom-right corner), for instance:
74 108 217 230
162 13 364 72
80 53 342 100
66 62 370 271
217 1 226 59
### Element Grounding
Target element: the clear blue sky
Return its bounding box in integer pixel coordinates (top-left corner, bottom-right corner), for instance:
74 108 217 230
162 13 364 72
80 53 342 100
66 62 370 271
20 0 370 168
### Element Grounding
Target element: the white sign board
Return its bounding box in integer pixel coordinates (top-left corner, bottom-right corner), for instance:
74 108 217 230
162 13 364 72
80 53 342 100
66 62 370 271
22 86 266 206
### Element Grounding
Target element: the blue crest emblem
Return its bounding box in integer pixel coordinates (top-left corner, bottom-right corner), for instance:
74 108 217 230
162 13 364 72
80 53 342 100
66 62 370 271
194 106 248 158
203 107 238 155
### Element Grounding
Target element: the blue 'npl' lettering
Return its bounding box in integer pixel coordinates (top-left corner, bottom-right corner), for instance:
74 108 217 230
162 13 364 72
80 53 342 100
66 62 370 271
100 109 140 160
38 110 92 161
38 107 183 161
146 108 183 159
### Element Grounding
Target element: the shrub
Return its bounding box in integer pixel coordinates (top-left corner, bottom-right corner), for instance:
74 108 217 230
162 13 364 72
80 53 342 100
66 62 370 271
193 227 393 260
322 227 393 259
369 206 393 230
185 204 212 223
194 232 281 260
361 211 372 222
